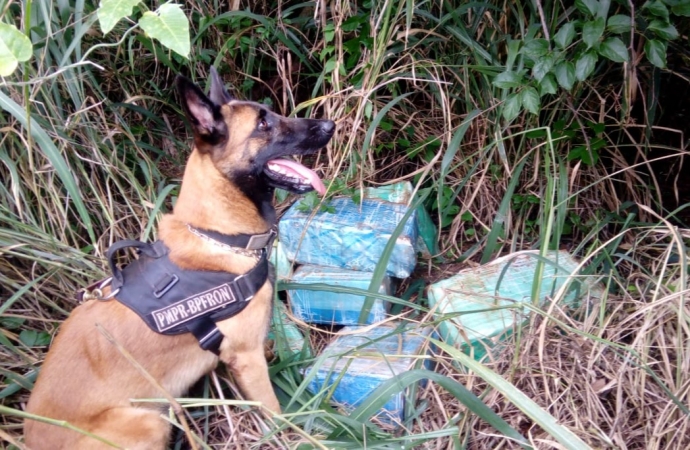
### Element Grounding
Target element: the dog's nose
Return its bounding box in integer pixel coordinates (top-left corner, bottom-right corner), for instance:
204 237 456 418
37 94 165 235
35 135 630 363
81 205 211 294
320 120 335 134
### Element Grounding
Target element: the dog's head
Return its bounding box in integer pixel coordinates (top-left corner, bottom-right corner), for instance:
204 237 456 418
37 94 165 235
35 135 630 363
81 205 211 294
176 68 335 197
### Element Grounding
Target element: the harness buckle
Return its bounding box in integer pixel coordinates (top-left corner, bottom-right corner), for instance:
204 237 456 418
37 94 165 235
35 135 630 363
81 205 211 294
197 327 223 355
246 228 277 250
230 273 254 302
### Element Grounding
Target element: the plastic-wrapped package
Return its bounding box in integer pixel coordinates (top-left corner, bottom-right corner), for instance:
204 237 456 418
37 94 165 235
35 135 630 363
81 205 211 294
287 265 392 325
307 324 433 424
279 196 418 278
428 250 605 359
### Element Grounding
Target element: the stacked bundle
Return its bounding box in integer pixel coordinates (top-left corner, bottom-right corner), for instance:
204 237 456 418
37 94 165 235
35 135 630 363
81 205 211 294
279 183 427 324
272 182 437 424
270 183 605 424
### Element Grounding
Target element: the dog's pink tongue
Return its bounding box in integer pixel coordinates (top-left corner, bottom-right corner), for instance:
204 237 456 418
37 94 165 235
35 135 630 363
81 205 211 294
267 159 326 195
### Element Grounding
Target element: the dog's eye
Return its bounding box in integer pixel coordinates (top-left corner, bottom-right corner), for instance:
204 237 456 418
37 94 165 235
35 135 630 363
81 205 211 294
258 119 269 131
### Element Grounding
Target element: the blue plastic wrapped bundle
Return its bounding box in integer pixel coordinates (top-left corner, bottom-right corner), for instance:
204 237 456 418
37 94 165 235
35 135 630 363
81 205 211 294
279 196 418 278
287 265 392 325
307 324 433 424
363 182 438 257
428 250 605 359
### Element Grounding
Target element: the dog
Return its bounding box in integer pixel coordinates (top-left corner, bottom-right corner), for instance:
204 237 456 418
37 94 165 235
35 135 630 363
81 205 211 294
24 67 335 449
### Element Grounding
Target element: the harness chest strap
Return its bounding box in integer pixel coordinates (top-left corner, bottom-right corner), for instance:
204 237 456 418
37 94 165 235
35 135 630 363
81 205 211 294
104 237 270 355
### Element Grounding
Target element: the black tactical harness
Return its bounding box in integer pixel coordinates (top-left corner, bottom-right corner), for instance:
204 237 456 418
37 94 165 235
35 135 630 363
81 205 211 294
102 228 276 355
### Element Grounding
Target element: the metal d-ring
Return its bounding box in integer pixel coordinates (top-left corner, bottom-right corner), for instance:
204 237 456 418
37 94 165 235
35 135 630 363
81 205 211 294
93 277 120 301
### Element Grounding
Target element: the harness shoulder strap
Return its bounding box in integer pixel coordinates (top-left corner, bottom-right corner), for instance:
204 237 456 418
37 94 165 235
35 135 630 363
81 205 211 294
107 239 270 355
107 240 168 288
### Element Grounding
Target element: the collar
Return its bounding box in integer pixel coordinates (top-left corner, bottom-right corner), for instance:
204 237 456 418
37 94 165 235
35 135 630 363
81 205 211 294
186 224 277 258
104 239 270 355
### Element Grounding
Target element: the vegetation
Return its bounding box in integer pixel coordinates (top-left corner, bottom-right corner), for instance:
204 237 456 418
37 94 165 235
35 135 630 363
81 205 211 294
1 0 689 448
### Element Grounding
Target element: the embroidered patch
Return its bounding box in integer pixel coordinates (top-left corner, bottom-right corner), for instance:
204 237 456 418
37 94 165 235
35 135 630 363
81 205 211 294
151 283 236 332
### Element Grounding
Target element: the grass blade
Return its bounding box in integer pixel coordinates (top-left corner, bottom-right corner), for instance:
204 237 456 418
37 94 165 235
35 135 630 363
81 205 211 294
431 338 592 450
348 369 530 448
358 189 429 323
0 90 95 243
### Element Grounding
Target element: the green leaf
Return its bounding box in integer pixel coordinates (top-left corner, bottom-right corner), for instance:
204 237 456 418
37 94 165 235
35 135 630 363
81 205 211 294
554 61 576 90
324 23 335 43
575 0 600 16
607 14 632 34
539 73 558 95
645 39 667 68
97 0 140 34
19 330 51 347
589 122 606 134
553 23 576 49
568 145 599 165
349 369 530 448
481 159 526 263
0 369 36 399
575 50 598 81
503 93 522 121
643 1 670 20
598 37 629 62
672 3 690 16
492 71 524 89
522 39 549 59
647 19 679 40
582 17 605 48
324 58 337 73
0 23 33 76
139 3 190 58
0 317 25 330
520 87 540 115
532 54 554 82
590 136 606 150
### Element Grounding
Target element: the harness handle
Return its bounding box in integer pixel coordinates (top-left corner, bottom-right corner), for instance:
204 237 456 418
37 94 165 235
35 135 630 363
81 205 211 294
106 240 166 284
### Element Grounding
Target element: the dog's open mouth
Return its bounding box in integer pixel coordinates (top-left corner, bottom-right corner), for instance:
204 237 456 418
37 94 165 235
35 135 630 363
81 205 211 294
264 159 326 195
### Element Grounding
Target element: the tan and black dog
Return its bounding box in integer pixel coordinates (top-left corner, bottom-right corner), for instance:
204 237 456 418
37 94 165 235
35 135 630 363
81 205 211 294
24 68 334 449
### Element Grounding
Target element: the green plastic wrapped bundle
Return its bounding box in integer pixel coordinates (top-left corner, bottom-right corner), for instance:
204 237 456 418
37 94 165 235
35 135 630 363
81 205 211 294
428 250 605 359
268 300 310 359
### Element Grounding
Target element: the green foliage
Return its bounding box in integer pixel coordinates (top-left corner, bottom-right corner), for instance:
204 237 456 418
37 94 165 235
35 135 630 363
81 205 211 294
493 0 686 120
296 177 357 214
18 330 51 347
97 0 140 33
97 0 190 57
0 23 32 76
138 3 189 57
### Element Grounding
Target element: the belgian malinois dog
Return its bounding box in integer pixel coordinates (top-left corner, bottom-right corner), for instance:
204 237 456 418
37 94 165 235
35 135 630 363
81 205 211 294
24 67 335 449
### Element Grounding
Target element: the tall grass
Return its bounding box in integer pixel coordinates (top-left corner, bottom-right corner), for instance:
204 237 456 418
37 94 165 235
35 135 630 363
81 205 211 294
2 0 689 448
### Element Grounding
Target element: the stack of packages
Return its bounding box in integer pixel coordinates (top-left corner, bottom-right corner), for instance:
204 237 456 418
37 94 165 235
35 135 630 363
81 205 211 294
269 182 607 424
272 182 437 424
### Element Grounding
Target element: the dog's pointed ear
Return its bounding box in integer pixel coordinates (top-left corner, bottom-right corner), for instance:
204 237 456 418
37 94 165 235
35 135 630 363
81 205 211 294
209 66 234 105
176 75 228 150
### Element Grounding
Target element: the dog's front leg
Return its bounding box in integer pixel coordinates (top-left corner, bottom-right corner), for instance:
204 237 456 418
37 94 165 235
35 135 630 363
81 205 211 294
224 349 281 414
